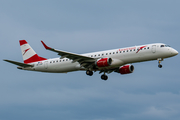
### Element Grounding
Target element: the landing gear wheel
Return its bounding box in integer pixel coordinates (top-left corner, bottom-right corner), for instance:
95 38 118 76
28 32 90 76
101 74 108 80
86 70 93 76
157 58 163 68
158 64 162 68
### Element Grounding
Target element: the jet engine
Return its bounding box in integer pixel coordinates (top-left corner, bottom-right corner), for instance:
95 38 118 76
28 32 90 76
95 58 112 67
119 65 134 74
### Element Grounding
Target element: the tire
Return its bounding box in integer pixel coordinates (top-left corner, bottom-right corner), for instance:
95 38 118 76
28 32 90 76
101 74 108 80
158 64 162 68
86 70 93 76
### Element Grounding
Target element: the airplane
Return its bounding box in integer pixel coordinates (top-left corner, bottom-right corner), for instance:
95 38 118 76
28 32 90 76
4 40 178 80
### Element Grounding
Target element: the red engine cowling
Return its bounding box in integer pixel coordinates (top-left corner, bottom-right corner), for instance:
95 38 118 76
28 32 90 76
95 58 112 67
119 65 134 74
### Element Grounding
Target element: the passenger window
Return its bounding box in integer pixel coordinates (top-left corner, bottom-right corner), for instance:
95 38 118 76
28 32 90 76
53 61 55 63
102 54 104 56
120 51 121 53
116 52 118 54
109 53 111 55
106 53 108 55
98 54 100 56
94 55 96 57
60 60 61 62
123 51 125 53
147 47 149 49
127 50 128 52
56 60 58 62
113 52 115 54
91 55 93 57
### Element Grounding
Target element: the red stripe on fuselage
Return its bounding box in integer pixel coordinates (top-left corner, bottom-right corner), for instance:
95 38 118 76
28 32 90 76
24 54 47 64
136 46 147 53
19 40 28 46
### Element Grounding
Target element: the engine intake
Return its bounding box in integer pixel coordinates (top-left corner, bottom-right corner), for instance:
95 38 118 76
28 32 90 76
95 58 112 67
119 65 134 74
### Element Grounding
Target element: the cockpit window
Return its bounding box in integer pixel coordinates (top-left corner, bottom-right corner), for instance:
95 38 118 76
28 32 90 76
165 45 170 47
161 44 170 47
160 45 165 47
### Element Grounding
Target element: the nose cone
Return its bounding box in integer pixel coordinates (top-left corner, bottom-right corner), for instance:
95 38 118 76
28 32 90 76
171 49 178 56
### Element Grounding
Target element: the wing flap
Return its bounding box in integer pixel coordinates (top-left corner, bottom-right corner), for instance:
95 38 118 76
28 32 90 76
3 59 33 67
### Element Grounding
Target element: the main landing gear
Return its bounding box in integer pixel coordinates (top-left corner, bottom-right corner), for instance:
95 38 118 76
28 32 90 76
101 74 108 80
157 58 163 68
86 70 93 76
86 70 108 80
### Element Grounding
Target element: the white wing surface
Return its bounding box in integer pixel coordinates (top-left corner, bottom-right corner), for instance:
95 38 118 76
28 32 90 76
41 41 96 68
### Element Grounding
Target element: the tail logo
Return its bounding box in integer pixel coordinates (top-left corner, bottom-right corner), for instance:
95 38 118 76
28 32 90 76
23 48 30 55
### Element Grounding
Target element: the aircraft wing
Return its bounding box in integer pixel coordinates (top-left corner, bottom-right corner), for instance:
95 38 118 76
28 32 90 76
3 59 33 67
41 41 96 68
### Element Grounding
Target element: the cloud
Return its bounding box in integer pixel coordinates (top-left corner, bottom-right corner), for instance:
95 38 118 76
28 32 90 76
0 0 180 120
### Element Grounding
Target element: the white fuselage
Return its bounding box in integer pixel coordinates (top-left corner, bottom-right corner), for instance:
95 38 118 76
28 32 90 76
22 43 178 73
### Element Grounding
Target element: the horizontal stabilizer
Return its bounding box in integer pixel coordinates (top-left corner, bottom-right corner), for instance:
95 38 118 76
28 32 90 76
3 59 34 67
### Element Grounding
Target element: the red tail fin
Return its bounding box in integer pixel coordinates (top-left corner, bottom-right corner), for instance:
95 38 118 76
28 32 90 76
20 40 47 63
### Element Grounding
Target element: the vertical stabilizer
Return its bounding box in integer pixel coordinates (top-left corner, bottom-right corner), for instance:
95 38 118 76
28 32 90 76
19 40 47 64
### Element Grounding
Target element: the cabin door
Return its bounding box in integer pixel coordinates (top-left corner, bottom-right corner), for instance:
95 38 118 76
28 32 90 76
44 61 48 69
152 45 156 53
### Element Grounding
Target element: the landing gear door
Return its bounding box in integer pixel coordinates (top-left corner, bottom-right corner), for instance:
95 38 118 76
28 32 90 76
152 45 156 53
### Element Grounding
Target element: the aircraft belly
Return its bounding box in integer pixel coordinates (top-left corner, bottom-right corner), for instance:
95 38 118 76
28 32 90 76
46 62 80 73
56 63 79 72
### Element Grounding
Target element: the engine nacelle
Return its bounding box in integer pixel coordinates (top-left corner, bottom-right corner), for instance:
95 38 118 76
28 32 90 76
119 65 134 74
95 58 112 67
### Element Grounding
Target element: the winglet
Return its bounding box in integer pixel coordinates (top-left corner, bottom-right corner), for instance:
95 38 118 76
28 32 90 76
41 41 52 49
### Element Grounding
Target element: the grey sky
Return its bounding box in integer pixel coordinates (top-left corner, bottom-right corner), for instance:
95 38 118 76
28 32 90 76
0 0 180 120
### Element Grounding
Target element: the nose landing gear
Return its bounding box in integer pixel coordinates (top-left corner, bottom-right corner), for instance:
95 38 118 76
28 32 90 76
158 64 162 68
157 58 163 68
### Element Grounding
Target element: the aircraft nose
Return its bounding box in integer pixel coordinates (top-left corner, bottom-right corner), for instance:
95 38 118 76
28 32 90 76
171 49 178 56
